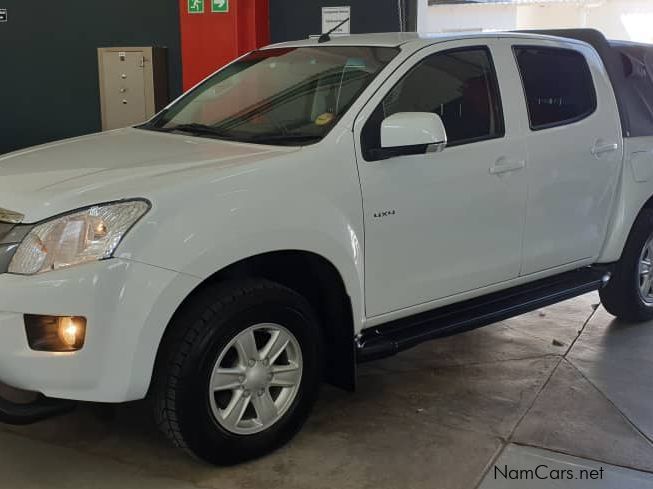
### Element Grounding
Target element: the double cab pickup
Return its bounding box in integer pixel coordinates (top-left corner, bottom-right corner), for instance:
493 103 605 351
0 29 652 464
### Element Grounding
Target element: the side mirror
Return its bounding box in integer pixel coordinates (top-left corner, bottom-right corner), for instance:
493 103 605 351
380 112 447 152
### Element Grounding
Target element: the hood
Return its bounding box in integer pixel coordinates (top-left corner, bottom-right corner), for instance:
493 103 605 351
0 128 298 221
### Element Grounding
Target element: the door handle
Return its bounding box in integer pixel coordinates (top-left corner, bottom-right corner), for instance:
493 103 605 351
490 159 525 175
591 142 619 157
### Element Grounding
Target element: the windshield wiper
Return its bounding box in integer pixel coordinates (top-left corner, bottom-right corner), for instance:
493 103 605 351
159 123 234 139
247 134 322 146
148 124 321 146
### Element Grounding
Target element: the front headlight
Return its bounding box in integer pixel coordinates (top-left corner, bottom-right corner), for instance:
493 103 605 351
8 200 150 275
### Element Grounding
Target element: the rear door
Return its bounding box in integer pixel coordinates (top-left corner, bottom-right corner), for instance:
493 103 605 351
513 41 623 275
354 39 529 317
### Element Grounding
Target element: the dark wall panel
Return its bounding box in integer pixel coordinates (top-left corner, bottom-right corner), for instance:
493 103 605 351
270 0 402 43
0 1 182 154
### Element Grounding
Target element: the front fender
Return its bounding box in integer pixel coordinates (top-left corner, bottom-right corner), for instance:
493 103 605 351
117 137 366 398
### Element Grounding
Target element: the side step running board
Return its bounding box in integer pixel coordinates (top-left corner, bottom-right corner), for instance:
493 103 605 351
357 267 611 363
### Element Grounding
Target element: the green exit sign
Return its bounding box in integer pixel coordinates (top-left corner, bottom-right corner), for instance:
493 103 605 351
212 0 229 13
188 0 204 14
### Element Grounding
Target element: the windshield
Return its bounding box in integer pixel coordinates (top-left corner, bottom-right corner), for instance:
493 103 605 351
143 46 399 146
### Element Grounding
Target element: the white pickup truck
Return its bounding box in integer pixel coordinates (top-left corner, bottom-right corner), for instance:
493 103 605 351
1 28 652 464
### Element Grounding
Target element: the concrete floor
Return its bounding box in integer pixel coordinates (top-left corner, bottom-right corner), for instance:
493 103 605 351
3 292 653 488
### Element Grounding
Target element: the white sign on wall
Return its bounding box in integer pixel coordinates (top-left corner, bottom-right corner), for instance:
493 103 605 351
321 6 351 35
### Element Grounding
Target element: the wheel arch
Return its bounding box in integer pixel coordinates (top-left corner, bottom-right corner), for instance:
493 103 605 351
150 250 358 393
599 143 653 264
600 190 653 263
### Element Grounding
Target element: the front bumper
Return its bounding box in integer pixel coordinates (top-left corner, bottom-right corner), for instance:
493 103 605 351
0 259 200 403
0 392 75 425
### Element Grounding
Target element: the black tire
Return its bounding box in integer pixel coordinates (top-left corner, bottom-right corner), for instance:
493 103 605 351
152 279 323 465
600 208 653 322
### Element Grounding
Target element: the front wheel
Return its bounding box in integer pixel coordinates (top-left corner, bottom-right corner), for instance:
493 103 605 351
152 279 323 465
600 208 653 322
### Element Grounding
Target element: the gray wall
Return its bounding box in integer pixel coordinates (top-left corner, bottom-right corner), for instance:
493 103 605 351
0 1 182 154
270 0 404 43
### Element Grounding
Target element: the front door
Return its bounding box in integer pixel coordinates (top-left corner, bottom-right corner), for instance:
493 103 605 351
355 41 529 317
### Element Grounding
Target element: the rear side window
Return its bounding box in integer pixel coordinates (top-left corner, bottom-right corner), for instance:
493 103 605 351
514 46 597 130
615 43 653 137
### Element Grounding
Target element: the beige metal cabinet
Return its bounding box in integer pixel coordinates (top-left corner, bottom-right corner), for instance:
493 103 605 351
98 47 168 130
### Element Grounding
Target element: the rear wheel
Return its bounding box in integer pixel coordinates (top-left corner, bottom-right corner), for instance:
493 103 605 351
600 208 653 322
153 279 323 465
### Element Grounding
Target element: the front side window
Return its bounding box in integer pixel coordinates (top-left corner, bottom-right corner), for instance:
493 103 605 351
514 46 597 130
143 46 398 146
362 46 505 160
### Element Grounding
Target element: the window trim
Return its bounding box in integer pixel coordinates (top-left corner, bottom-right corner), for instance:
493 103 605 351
512 45 598 132
361 45 506 162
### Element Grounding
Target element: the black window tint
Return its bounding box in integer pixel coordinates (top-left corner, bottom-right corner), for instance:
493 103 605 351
514 46 597 130
615 44 653 137
362 47 505 160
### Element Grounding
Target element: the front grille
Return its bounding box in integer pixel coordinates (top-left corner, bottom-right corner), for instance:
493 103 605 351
0 222 14 242
0 208 24 224
0 222 32 274
0 223 17 274
0 244 18 274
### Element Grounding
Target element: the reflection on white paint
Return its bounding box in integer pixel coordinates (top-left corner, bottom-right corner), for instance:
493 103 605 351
348 224 360 264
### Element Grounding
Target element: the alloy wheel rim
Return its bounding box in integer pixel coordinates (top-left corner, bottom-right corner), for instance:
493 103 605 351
638 235 653 305
208 323 303 435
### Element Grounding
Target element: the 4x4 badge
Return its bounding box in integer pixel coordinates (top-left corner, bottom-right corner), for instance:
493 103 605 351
373 210 396 219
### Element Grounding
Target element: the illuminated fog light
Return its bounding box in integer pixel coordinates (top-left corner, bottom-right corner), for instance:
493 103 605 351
24 315 87 352
58 317 82 348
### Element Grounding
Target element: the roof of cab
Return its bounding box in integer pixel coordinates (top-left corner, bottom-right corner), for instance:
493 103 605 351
264 31 574 50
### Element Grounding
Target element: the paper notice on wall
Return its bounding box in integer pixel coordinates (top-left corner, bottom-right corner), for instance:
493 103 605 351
321 6 351 36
